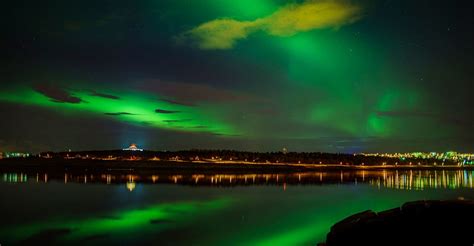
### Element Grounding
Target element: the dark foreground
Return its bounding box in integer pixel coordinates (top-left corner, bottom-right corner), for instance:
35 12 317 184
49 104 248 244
321 200 474 246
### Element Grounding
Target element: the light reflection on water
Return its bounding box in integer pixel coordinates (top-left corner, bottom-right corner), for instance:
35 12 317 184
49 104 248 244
2 170 474 191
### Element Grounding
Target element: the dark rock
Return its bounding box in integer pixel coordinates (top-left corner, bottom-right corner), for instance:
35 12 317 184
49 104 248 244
323 200 474 246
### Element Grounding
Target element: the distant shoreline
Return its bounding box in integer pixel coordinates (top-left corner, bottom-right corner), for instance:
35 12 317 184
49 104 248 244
1 158 473 173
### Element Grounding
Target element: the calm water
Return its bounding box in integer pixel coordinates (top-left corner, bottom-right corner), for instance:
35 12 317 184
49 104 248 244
1 170 473 245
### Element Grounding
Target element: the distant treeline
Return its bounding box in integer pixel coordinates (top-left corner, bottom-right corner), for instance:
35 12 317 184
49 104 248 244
35 149 459 166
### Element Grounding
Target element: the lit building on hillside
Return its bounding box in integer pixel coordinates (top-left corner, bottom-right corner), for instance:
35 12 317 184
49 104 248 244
123 144 143 151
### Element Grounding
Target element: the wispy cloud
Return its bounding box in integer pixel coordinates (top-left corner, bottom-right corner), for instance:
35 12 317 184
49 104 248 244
90 90 120 100
376 110 436 118
139 80 258 105
190 125 208 129
155 109 181 114
104 112 136 116
181 0 363 49
163 119 192 123
161 99 196 107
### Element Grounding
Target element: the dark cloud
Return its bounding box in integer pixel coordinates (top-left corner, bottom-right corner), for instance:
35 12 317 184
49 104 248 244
163 119 192 123
191 125 208 129
104 112 136 116
33 83 83 104
155 109 181 114
90 91 120 100
212 133 241 137
161 99 196 107
139 80 260 105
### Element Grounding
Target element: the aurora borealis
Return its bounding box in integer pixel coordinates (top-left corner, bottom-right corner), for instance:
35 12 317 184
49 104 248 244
2 0 474 152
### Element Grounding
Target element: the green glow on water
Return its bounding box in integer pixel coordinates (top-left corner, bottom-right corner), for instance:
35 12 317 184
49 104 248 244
252 221 331 246
221 190 408 246
1 171 472 245
2 198 231 244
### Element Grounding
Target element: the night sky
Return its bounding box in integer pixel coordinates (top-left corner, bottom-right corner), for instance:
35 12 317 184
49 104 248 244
2 0 474 153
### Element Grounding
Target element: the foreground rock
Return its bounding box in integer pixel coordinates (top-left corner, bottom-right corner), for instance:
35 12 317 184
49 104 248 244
321 200 474 246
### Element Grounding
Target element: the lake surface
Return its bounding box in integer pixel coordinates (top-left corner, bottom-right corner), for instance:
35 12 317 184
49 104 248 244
1 169 473 245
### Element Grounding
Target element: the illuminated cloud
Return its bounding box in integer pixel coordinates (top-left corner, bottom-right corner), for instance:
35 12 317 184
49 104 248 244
184 0 362 49
187 19 258 49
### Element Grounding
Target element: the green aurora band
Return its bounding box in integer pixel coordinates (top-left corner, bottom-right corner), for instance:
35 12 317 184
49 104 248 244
0 85 238 136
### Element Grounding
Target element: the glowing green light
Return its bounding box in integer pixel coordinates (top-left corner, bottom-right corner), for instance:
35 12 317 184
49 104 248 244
0 85 238 136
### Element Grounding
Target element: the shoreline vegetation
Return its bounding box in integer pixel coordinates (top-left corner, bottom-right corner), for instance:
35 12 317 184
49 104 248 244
1 149 473 173
2 159 473 189
1 158 473 173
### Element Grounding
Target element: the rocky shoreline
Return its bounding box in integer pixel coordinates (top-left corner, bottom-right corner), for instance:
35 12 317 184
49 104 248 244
319 200 474 245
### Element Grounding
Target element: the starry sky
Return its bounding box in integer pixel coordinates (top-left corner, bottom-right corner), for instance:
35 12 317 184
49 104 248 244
2 0 474 153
